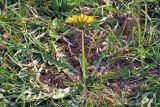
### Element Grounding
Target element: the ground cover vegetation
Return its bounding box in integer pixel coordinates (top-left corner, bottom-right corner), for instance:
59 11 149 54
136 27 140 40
0 0 160 106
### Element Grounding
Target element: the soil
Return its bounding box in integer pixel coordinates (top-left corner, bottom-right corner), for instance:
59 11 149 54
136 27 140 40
40 71 73 88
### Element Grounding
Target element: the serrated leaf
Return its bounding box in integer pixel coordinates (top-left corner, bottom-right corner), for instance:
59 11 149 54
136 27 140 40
52 87 71 99
42 51 74 72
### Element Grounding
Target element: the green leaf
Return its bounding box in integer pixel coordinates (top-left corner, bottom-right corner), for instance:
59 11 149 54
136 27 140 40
102 68 130 80
48 30 58 39
52 18 62 31
118 68 130 79
42 51 74 72
52 87 71 99
141 92 153 106
67 0 84 6
141 95 149 106
104 6 116 12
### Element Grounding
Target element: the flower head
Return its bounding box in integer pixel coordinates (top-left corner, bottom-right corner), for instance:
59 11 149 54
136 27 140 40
65 14 94 25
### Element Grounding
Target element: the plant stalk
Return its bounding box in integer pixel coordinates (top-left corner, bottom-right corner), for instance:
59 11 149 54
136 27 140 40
81 29 86 79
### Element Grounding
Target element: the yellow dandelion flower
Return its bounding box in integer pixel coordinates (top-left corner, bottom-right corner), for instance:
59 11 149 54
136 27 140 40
65 14 94 24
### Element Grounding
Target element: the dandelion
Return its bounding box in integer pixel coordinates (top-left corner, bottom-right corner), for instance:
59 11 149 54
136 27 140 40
65 14 94 25
65 14 95 80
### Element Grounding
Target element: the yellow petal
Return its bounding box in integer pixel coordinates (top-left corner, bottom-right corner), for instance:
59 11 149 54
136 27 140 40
81 14 85 23
83 15 88 23
86 16 94 23
72 15 79 23
65 14 94 24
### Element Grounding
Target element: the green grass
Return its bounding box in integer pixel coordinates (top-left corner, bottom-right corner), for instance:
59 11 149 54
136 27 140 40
0 0 160 106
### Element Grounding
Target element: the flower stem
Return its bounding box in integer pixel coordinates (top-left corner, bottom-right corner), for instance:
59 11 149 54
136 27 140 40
81 29 86 79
